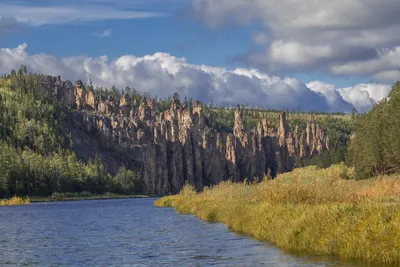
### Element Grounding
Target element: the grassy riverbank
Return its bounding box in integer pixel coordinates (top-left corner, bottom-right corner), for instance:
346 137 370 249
0 196 30 206
155 164 400 265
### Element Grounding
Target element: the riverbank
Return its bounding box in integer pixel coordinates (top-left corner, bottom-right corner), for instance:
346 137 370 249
155 164 400 265
30 193 149 203
0 196 30 206
1 194 150 205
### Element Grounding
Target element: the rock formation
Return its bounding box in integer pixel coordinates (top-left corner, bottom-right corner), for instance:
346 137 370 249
41 76 330 195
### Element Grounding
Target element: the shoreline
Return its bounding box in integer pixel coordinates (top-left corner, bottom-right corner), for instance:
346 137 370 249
1 194 155 205
156 196 400 266
155 165 400 266
30 194 152 203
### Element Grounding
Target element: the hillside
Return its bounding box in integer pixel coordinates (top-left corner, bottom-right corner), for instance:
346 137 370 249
0 67 355 198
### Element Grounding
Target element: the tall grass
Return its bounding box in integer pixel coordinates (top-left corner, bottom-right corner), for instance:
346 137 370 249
155 164 400 265
0 196 30 206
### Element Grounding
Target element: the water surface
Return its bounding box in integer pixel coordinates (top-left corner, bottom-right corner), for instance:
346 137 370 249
0 198 391 266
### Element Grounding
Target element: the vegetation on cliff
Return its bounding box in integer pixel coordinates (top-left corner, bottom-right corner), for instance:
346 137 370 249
1 67 354 197
0 68 141 198
155 164 400 265
208 107 355 168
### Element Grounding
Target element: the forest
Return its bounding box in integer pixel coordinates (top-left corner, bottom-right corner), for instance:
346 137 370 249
0 68 140 198
350 81 400 178
0 66 396 198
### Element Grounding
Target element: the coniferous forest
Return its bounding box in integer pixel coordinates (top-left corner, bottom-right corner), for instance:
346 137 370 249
0 66 398 198
0 68 140 198
350 81 400 178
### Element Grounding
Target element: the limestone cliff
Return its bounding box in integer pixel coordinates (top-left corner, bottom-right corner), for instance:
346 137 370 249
42 76 330 195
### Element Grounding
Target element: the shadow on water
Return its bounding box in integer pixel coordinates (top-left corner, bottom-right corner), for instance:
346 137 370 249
0 198 395 267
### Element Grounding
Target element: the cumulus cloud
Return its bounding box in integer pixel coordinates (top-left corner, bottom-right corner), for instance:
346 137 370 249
307 81 354 112
338 84 392 112
259 41 334 69
308 81 391 113
188 0 400 82
0 44 392 112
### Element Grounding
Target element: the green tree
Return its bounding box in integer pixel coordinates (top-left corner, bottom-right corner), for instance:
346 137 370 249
350 82 400 178
115 167 140 194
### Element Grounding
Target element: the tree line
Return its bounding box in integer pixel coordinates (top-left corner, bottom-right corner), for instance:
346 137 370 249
0 68 141 198
350 82 400 178
1 66 395 198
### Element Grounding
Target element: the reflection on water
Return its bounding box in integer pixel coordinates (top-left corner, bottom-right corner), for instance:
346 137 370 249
0 198 393 266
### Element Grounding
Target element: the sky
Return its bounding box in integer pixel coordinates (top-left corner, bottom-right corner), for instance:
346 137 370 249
0 0 399 112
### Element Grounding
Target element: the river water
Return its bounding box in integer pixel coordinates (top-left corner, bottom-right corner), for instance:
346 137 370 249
0 198 391 267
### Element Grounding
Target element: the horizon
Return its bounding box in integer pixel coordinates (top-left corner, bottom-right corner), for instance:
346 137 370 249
1 68 355 115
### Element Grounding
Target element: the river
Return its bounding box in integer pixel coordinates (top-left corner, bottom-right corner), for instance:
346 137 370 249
0 198 391 266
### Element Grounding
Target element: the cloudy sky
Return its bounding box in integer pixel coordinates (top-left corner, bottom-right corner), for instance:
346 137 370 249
1 0 399 112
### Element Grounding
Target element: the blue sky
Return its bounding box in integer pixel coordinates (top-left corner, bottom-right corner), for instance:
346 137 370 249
0 0 366 86
1 0 252 67
0 0 399 112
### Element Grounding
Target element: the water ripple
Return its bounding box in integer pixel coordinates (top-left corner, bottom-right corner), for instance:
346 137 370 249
0 199 392 267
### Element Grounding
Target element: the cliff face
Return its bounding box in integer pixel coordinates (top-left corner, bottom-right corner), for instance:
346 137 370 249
43 76 329 195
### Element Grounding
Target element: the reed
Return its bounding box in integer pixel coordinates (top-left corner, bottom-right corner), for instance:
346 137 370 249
0 196 30 206
155 164 400 265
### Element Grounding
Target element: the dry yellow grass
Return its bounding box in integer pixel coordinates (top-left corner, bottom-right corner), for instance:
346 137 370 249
0 196 30 206
155 164 400 265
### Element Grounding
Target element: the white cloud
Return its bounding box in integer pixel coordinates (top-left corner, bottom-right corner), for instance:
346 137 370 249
308 81 391 112
338 88 375 113
268 41 333 68
307 81 355 111
188 0 400 81
0 4 166 26
0 43 392 113
93 29 112 38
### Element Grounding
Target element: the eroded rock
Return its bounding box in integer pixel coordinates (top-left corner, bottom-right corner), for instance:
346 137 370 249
48 76 330 195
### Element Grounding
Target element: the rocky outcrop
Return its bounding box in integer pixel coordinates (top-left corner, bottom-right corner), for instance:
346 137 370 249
43 77 330 195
